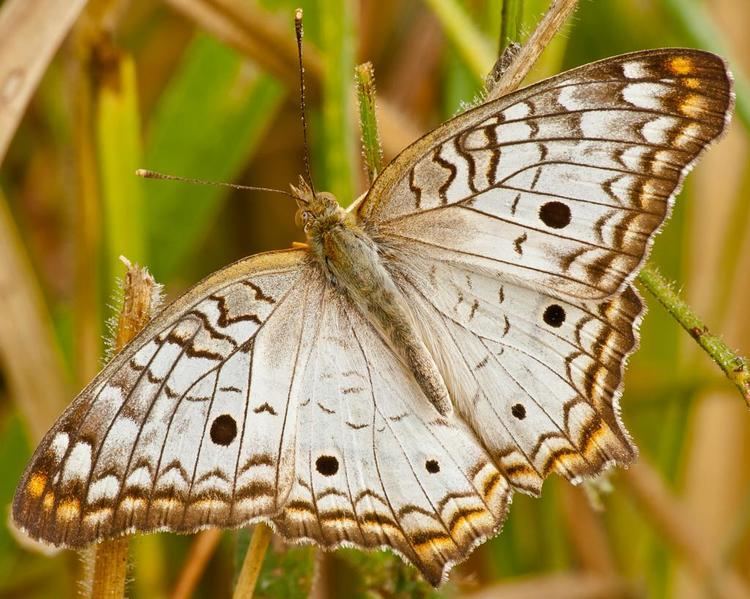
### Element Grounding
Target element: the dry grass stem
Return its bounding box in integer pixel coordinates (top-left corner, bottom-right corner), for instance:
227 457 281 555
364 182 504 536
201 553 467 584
170 530 223 599
622 462 750 599
0 0 88 164
560 485 617 576
233 523 273 599
90 538 130 599
89 260 158 599
165 0 420 156
486 0 579 100
70 22 104 386
0 193 69 441
166 0 301 86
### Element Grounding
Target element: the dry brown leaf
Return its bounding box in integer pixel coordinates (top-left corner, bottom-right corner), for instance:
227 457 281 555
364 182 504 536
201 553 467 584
0 0 88 164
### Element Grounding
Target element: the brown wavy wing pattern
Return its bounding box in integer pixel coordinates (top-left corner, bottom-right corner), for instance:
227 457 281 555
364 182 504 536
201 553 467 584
13 250 312 546
393 253 642 495
272 287 510 586
361 49 732 299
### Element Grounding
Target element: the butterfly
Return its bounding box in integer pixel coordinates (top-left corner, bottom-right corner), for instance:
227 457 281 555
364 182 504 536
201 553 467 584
13 48 733 585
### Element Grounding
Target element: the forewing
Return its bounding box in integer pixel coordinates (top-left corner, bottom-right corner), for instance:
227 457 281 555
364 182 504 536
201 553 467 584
360 49 733 299
272 287 510 586
13 249 317 546
394 254 641 494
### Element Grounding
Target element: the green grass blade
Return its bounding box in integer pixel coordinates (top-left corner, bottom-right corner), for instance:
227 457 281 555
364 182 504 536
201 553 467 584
355 62 383 183
96 50 147 280
500 0 524 52
143 34 284 279
318 0 357 205
424 0 496 82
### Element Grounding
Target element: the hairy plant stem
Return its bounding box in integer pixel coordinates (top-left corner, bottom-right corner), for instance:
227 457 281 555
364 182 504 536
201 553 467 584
355 62 384 183
89 259 158 599
638 264 750 406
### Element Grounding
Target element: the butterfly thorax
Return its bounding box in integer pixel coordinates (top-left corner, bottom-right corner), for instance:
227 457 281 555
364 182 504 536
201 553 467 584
294 182 452 416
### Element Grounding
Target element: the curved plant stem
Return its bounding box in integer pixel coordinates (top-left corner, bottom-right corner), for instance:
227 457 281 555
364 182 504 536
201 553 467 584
488 0 578 100
171 530 223 599
233 524 273 599
0 0 87 164
637 264 750 406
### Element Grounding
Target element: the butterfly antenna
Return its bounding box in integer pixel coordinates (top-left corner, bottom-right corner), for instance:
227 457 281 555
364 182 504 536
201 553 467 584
136 169 299 201
295 8 316 197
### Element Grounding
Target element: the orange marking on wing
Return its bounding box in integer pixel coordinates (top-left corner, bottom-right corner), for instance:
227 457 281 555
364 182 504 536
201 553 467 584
413 532 454 552
482 471 503 501
151 497 182 514
545 449 581 476
581 420 609 456
57 499 80 522
669 56 693 75
682 77 701 89
43 491 55 511
675 122 703 149
26 473 47 498
120 496 147 513
449 508 487 537
83 508 113 528
680 94 708 118
505 463 538 482
189 498 226 513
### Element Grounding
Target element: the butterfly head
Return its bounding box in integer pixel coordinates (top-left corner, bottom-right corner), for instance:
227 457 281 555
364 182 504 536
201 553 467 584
291 177 346 237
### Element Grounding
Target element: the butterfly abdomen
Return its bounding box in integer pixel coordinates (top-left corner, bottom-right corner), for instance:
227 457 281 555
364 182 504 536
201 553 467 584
307 203 453 416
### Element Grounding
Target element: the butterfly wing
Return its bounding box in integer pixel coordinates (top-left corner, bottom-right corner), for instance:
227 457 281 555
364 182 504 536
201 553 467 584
393 255 642 494
361 49 733 299
272 284 510 585
357 49 732 490
13 249 313 545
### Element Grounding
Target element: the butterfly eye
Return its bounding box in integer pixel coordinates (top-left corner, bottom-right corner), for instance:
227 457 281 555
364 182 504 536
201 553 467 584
301 211 314 232
295 209 313 230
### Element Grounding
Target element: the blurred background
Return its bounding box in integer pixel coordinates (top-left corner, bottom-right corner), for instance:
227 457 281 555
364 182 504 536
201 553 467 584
0 0 749 597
